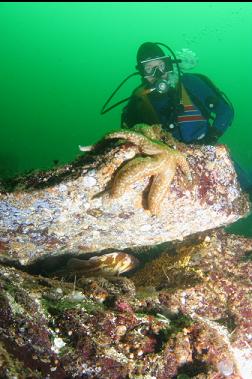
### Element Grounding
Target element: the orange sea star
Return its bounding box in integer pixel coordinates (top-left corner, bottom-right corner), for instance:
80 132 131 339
105 124 192 216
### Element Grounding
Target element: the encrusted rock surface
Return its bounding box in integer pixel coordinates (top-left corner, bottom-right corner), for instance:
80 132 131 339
0 135 250 266
0 230 252 378
132 229 252 379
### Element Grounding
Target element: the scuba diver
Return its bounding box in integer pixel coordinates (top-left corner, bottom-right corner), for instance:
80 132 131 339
121 42 234 145
101 41 252 193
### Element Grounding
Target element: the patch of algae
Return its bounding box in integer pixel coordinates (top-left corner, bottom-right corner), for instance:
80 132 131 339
0 343 43 379
132 241 208 289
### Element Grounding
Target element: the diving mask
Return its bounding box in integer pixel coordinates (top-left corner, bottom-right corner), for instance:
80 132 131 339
141 56 173 78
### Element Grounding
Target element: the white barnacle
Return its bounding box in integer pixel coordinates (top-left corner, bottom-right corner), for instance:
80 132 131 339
140 224 152 232
51 337 66 354
58 184 68 192
82 176 97 188
217 359 234 377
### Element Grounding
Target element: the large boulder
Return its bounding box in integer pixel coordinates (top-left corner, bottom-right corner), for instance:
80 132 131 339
0 128 250 266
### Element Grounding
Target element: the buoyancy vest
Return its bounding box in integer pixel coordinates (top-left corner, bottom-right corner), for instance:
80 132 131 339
125 73 234 143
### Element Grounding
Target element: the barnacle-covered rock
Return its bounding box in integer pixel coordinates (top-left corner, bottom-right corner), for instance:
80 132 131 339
0 125 250 266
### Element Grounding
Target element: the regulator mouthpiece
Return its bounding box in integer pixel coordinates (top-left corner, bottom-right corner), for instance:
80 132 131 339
153 79 170 94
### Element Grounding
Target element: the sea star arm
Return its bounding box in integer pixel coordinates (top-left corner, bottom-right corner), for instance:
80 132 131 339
111 155 164 198
148 161 177 215
105 130 173 155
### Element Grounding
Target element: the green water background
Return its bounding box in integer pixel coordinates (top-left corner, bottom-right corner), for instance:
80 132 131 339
1 2 252 235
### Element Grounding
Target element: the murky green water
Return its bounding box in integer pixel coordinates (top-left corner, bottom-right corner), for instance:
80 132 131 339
1 2 252 234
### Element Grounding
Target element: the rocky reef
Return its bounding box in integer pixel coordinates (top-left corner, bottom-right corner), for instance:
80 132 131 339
0 125 252 378
1 230 252 378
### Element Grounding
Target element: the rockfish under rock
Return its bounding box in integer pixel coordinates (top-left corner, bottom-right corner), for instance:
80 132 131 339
66 252 139 277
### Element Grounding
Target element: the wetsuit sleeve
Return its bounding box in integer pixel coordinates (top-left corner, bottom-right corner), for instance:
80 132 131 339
183 74 234 140
211 91 234 134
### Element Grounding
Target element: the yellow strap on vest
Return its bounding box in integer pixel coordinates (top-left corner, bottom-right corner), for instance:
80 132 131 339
181 85 193 107
134 85 193 124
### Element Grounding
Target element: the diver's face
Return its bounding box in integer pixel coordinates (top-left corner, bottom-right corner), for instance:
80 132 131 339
142 59 169 84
